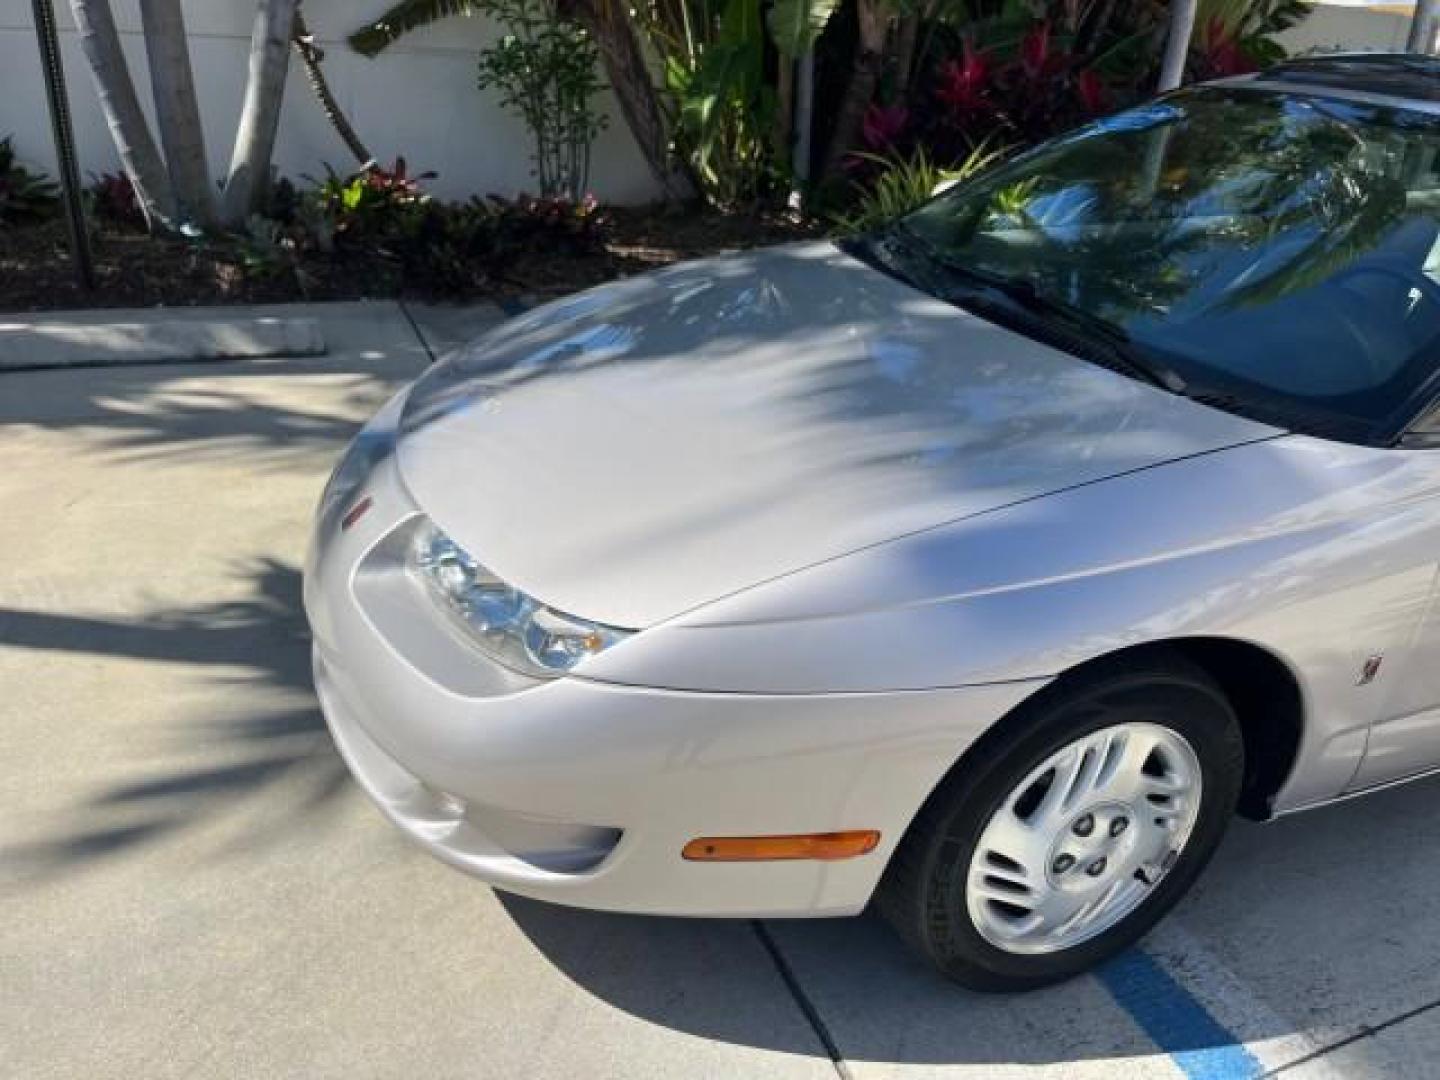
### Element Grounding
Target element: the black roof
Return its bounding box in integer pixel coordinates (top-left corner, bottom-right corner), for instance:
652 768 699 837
1257 53 1440 103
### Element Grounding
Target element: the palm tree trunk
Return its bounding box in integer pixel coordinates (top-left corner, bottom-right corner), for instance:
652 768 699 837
775 56 795 170
892 11 920 97
1409 0 1440 52
557 0 698 202
67 0 178 231
819 0 887 181
222 0 301 227
791 46 815 205
293 9 374 167
1157 0 1197 92
138 0 217 228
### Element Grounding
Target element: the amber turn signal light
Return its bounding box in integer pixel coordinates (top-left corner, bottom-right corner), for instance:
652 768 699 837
682 830 880 862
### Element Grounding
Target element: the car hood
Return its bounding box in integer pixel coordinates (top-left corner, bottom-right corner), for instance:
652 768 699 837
398 242 1277 628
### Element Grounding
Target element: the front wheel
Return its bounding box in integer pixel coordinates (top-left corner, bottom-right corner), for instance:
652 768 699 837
878 656 1243 991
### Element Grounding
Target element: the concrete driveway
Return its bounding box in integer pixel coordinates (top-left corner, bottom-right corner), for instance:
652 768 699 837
3 301 1439 1079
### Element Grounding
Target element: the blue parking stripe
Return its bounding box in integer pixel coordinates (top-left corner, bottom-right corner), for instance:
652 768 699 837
1098 949 1265 1080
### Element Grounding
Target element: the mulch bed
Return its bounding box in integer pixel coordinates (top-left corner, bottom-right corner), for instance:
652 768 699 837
0 208 820 313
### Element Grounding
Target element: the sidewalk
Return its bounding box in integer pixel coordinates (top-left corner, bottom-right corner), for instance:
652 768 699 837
2 301 1438 1079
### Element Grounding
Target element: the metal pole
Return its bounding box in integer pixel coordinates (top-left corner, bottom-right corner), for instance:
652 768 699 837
31 0 95 291
788 49 815 213
1410 0 1440 54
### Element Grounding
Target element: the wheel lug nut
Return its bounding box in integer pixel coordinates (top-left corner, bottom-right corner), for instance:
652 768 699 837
1052 854 1076 874
1110 816 1129 837
1072 814 1095 837
1086 857 1108 877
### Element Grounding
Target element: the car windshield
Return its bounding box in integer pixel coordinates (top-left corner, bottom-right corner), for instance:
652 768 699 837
889 86 1440 444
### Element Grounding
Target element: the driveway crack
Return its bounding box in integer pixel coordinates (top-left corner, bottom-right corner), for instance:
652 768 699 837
397 299 437 366
1263 997 1440 1077
750 920 854 1080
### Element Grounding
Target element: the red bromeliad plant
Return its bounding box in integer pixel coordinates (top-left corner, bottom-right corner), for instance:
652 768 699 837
1191 18 1260 80
919 18 1121 159
907 0 1308 160
88 170 145 229
935 39 992 115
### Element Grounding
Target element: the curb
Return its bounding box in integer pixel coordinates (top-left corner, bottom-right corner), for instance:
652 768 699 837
0 316 326 373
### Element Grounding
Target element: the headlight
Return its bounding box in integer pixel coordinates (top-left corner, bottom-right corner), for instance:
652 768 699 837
409 520 631 678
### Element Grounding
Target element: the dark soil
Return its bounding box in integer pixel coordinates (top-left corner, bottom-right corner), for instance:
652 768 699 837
0 208 821 312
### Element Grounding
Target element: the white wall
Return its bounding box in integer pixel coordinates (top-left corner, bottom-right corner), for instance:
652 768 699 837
1277 1 1413 54
0 0 661 204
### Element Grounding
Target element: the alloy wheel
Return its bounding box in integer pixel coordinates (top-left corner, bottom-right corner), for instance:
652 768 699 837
964 721 1203 955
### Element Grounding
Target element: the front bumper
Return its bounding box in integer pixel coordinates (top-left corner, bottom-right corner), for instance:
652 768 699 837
306 452 1045 917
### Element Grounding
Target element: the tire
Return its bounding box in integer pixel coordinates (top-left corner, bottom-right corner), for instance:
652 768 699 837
877 653 1244 992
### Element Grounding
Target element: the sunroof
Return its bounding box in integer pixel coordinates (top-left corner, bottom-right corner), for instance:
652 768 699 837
1258 53 1440 103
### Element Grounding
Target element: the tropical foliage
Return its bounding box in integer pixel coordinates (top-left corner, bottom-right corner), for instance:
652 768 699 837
345 0 1309 222
834 141 1003 233
0 137 60 225
652 0 781 206
45 0 1314 259
257 159 606 294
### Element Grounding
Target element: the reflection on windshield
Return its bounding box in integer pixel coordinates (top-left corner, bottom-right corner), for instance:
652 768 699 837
897 87 1440 444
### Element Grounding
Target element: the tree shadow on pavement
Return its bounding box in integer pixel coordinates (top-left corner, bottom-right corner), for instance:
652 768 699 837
0 359 399 468
0 559 348 881
499 773 1440 1069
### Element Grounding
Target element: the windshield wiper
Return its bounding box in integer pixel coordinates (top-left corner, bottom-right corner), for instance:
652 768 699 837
973 274 1188 394
889 223 1188 395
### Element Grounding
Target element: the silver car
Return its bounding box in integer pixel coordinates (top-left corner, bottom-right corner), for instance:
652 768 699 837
306 54 1440 991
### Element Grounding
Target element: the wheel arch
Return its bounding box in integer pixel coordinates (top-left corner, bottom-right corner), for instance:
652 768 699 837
1155 637 1306 819
874 637 1290 986
945 637 1304 824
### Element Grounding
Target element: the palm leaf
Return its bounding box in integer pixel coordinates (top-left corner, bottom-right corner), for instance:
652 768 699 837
349 0 481 57
766 0 839 58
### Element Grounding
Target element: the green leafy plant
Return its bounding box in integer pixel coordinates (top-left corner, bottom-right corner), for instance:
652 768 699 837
348 0 697 204
476 0 607 201
645 0 779 208
766 0 839 58
833 141 1004 234
291 156 609 296
1192 0 1310 74
235 214 314 290
393 193 608 295
0 137 60 225
310 157 434 244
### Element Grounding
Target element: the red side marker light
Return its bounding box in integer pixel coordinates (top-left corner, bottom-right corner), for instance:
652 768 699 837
341 495 373 531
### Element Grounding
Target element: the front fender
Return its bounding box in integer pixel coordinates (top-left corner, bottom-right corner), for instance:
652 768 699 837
582 436 1440 808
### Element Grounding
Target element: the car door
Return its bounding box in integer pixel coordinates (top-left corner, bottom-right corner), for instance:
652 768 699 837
1351 408 1440 790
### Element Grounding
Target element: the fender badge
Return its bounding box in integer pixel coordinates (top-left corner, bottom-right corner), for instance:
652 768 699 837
1357 654 1384 687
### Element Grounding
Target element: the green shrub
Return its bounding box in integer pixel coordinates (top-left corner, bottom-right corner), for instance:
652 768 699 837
834 143 1005 234
310 157 433 246
388 194 608 296
476 0 606 202
0 137 60 225
237 160 611 297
